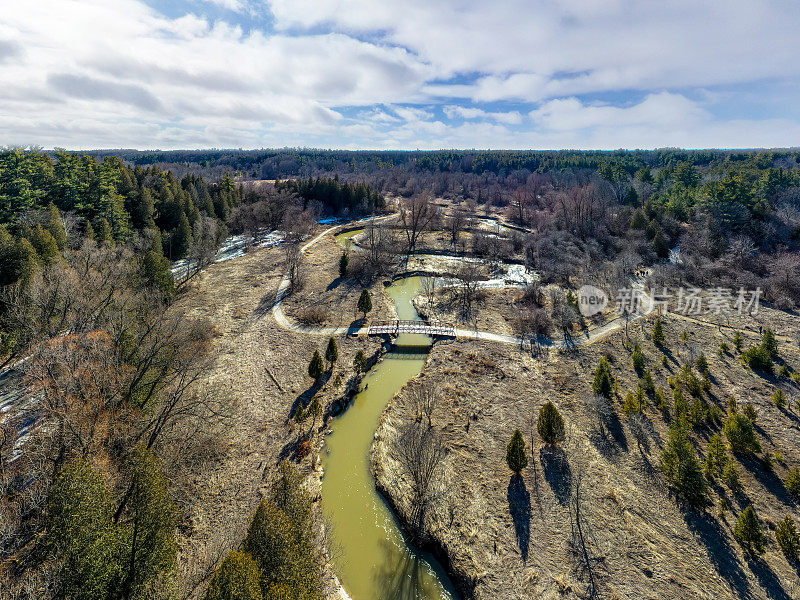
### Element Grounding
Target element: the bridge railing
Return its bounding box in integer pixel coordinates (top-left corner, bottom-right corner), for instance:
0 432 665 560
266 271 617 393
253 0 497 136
367 319 456 338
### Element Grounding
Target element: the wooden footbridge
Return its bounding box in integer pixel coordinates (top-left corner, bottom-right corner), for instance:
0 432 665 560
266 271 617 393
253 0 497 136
367 319 457 338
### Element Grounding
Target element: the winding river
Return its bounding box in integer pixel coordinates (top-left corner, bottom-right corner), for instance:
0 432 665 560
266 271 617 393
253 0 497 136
321 275 458 600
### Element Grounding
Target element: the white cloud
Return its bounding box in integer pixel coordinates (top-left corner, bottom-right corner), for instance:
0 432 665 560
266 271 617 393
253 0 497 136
0 0 798 149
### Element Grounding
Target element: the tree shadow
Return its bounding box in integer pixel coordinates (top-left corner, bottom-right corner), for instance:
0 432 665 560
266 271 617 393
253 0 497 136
253 290 277 317
682 510 753 599
739 454 795 507
507 475 531 561
748 556 794 600
326 276 344 291
540 446 572 506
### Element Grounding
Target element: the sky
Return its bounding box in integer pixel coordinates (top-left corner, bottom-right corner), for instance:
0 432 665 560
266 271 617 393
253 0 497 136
1 0 800 150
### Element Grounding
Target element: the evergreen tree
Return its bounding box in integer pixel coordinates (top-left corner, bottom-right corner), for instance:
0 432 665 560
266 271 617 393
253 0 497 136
776 515 800 562
204 551 263 600
786 467 800 498
308 350 323 382
761 328 778 358
592 357 614 398
141 250 175 300
695 352 709 376
631 344 646 373
46 202 68 250
357 288 372 318
95 217 113 243
338 252 349 278
172 212 192 259
704 433 728 479
724 411 761 454
734 506 765 554
353 349 367 374
25 224 60 264
732 331 743 352
660 423 709 507
652 228 670 258
84 219 96 241
325 337 338 367
0 227 39 286
537 402 565 445
652 317 665 346
506 429 528 474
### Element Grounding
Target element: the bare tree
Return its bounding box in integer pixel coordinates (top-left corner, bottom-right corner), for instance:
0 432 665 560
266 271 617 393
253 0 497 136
445 210 466 251
410 379 439 428
284 242 305 293
399 194 437 258
181 215 225 286
455 261 484 322
395 422 446 530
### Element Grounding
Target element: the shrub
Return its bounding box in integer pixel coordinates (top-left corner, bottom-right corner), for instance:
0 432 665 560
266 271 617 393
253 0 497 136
695 352 709 376
641 371 655 397
661 355 669 368
724 411 761 455
506 429 528 474
772 388 787 409
537 402 565 445
723 461 742 492
776 516 800 562
655 387 670 417
661 423 708 508
743 403 758 423
674 388 688 423
592 357 614 398
688 398 708 428
297 305 328 325
631 344 646 373
734 506 765 555
652 317 666 346
706 404 724 426
719 341 730 356
741 345 773 373
205 551 263 600
778 364 791 378
762 328 778 358
733 331 743 352
786 467 800 498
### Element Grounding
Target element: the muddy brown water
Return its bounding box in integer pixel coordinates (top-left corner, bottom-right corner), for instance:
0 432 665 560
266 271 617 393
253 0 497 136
321 276 458 600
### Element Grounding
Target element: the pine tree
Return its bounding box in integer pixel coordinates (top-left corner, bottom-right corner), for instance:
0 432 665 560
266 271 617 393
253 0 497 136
141 250 175 300
353 350 367 374
308 350 323 382
204 551 263 600
537 402 565 445
704 433 728 479
172 212 192 259
592 357 614 398
46 202 67 250
786 467 800 498
357 288 372 318
84 220 95 241
338 252 349 278
325 337 338 367
761 328 778 358
695 352 709 376
506 429 528 474
652 228 669 258
26 224 60 264
95 217 113 243
652 317 665 346
724 411 761 454
776 515 800 562
734 506 765 554
660 423 708 507
631 344 646 373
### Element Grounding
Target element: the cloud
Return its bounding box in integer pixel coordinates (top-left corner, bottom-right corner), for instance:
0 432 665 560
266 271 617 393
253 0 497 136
0 0 798 149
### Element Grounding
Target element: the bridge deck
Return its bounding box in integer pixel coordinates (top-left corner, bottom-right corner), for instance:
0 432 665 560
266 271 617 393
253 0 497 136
368 319 456 338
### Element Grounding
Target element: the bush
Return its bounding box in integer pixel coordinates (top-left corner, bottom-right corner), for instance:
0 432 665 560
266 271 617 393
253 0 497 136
592 357 614 398
762 328 778 358
308 350 324 381
734 506 765 555
537 402 565 445
205 551 263 600
297 305 328 325
660 423 709 508
772 388 787 409
786 467 800 498
724 411 761 455
733 331 743 352
719 342 730 356
743 403 758 423
623 388 645 416
776 516 800 562
353 350 367 373
695 352 709 376
741 345 773 373
506 429 528 474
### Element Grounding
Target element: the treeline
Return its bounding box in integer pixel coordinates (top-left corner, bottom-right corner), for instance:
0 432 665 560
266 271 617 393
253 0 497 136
0 149 242 274
275 176 384 215
85 147 799 179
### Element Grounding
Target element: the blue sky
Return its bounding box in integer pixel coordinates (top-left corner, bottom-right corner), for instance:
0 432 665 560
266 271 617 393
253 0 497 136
1 0 800 150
